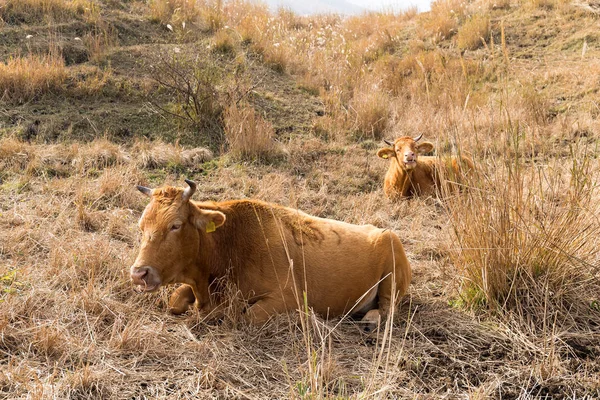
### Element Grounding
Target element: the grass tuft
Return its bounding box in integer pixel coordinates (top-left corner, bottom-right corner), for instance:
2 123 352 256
0 52 67 104
446 144 600 324
224 103 280 161
457 15 491 51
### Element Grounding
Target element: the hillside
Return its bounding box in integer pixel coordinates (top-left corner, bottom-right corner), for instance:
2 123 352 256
0 0 599 398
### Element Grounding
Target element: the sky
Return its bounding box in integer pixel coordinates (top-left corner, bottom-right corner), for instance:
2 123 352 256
347 0 432 12
258 0 433 16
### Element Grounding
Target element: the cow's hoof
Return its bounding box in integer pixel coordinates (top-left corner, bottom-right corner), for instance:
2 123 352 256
169 305 190 315
361 309 381 333
363 323 377 333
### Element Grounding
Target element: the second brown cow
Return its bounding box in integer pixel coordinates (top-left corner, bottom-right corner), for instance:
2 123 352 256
377 134 474 199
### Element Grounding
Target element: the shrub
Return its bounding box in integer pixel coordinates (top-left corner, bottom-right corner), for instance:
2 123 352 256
147 50 223 136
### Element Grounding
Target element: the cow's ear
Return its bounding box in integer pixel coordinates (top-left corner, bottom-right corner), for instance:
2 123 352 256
191 208 226 233
416 141 434 154
377 148 395 159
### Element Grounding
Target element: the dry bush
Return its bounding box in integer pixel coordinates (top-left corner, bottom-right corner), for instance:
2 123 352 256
445 146 600 323
224 103 279 161
457 15 491 51
133 140 181 169
148 50 223 135
0 0 90 24
0 53 67 104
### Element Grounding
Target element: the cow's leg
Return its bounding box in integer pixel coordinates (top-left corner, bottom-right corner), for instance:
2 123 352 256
361 309 381 332
169 284 196 315
365 231 411 332
244 297 289 325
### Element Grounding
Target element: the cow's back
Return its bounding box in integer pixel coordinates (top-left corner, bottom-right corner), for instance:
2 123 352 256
215 201 410 318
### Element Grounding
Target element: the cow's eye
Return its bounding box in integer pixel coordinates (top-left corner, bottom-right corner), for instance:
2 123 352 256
170 223 182 231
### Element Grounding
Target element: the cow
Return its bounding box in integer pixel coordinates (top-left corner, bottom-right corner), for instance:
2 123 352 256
377 134 474 199
130 179 411 328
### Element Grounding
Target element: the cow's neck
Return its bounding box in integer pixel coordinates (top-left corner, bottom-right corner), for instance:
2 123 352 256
391 161 415 197
196 202 258 279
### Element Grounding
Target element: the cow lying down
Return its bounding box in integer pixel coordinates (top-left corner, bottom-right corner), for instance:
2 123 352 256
130 180 411 328
377 134 474 199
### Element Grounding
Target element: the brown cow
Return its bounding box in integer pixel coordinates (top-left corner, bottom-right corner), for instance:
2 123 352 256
130 180 411 328
377 134 474 199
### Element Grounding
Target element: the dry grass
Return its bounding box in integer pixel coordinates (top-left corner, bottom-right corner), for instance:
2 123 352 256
446 148 600 311
457 14 491 51
349 82 392 140
147 0 201 25
0 0 92 24
0 52 67 104
224 102 280 161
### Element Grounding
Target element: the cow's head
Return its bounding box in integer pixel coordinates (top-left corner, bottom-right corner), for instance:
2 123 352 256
377 134 434 170
130 179 225 292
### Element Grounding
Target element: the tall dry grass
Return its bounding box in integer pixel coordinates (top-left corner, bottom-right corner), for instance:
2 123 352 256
0 0 92 24
223 103 279 161
456 15 491 50
0 52 67 103
446 145 600 311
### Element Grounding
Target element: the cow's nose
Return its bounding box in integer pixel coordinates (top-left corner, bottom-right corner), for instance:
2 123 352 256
130 266 149 282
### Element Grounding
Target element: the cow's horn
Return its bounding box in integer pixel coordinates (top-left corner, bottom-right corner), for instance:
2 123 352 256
182 179 197 202
413 133 423 142
137 185 153 197
384 139 394 146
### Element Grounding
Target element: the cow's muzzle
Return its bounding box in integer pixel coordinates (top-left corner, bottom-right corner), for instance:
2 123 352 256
130 265 162 292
